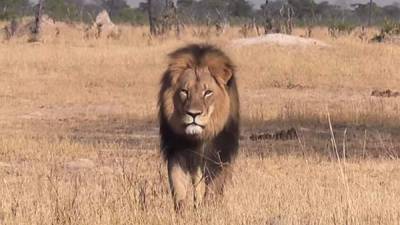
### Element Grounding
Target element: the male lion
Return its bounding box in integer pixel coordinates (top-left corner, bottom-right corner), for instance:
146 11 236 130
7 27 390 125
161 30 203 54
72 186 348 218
158 44 240 211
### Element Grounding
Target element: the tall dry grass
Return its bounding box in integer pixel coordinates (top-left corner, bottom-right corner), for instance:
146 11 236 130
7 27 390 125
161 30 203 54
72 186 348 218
1 136 400 225
1 25 400 224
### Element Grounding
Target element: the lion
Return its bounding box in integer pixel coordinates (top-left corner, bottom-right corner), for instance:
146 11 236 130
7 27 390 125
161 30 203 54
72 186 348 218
158 44 240 211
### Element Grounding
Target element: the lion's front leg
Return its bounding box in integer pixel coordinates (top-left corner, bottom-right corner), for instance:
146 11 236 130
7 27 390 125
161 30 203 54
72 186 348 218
167 155 189 212
191 166 205 209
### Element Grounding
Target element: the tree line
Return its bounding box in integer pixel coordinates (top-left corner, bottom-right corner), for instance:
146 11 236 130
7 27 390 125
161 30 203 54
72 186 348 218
1 0 399 26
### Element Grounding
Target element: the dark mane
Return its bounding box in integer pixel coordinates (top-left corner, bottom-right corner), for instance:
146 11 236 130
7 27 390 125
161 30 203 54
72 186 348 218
158 44 240 168
168 44 235 70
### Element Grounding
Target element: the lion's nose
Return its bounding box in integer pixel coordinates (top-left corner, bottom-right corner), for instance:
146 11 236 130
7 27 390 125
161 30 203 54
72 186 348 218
186 109 202 118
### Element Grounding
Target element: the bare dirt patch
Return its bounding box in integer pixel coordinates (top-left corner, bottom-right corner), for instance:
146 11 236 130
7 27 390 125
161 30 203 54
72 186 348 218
231 33 329 47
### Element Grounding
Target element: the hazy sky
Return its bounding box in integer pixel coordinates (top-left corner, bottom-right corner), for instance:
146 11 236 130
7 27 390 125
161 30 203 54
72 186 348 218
126 0 398 8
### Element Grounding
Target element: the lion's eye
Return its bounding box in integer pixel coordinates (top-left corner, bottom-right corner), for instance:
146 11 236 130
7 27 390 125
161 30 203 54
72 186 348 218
180 89 188 99
204 90 213 98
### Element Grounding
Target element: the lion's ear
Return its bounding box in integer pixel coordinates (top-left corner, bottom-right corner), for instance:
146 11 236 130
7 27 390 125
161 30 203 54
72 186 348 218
210 66 233 85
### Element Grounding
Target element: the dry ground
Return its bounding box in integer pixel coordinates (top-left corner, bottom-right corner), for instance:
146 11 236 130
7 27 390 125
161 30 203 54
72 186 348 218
1 25 400 224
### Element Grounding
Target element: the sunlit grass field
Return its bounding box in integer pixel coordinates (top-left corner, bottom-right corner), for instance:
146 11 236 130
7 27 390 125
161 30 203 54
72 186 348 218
1 24 400 224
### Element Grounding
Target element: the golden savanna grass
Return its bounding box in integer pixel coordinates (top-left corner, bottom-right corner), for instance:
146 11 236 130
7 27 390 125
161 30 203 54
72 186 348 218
1 24 400 225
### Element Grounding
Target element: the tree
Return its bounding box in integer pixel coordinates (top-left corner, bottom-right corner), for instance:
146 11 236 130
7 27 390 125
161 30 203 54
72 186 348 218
0 0 31 19
197 0 229 19
29 0 44 42
314 1 342 22
288 0 316 21
45 0 79 21
228 0 253 18
177 0 194 8
382 4 400 21
98 0 129 18
351 2 383 25
116 7 146 24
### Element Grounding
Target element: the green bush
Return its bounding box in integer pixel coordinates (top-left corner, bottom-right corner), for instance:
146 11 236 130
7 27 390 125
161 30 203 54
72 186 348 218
113 8 147 25
382 19 400 35
328 21 356 37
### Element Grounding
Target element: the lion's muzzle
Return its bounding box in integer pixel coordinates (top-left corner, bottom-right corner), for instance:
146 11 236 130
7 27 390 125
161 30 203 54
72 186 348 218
183 110 206 135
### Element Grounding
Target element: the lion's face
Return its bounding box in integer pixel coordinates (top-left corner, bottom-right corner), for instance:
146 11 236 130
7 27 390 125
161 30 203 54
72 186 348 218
162 66 231 140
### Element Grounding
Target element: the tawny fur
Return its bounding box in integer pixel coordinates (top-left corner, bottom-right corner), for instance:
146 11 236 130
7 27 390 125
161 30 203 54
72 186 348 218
158 44 240 212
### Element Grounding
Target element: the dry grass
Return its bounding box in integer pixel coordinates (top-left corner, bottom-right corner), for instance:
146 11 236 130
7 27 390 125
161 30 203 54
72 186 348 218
1 24 400 224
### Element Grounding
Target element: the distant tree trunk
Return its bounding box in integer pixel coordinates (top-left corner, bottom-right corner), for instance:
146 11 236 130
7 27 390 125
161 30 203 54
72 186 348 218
368 0 372 26
30 0 44 42
262 0 272 34
173 2 180 37
10 19 18 36
148 0 157 35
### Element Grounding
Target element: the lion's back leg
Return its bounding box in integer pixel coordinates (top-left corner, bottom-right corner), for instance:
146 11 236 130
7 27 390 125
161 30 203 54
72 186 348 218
167 154 189 212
